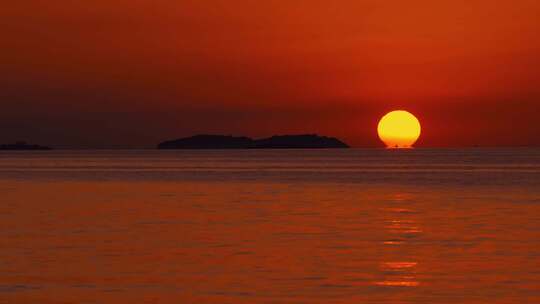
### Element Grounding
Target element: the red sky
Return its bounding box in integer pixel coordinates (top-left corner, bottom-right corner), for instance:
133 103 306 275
2 1 539 148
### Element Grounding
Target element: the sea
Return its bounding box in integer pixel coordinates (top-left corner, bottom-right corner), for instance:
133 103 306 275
0 148 539 303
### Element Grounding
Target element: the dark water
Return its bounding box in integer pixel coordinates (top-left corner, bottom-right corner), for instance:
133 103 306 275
0 149 539 303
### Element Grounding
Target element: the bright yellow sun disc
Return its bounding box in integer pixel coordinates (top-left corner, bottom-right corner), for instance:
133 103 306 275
377 110 421 148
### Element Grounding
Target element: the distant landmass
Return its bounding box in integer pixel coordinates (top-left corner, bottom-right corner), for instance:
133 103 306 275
0 141 51 150
157 134 349 149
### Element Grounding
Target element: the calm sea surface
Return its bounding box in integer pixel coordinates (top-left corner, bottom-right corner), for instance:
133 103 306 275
1 149 539 303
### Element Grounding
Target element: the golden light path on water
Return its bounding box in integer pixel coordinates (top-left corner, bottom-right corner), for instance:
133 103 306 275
374 193 422 288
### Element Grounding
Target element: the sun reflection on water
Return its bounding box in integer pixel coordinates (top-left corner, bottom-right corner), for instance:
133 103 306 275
374 193 422 288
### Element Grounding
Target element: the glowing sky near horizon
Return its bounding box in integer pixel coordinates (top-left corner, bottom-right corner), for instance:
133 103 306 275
1 1 539 147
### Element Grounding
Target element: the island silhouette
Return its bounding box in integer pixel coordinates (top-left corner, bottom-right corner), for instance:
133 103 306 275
157 134 349 149
0 141 51 150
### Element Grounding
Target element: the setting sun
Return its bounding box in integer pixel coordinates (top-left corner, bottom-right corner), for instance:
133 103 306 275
377 110 421 148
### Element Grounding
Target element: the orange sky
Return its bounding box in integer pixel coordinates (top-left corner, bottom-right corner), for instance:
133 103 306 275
1 1 539 147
